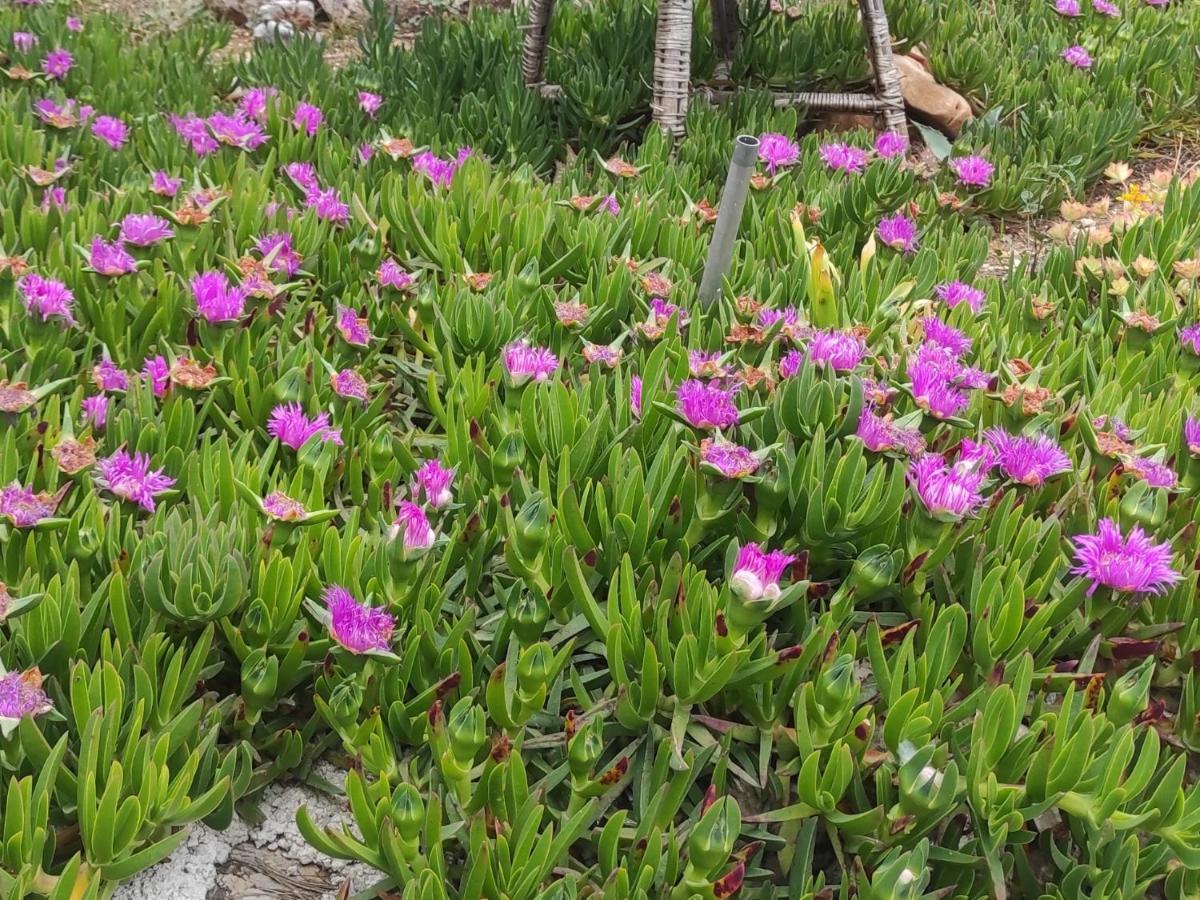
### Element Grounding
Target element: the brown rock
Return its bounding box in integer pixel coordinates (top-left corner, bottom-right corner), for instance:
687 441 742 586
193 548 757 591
812 110 877 134
893 52 973 138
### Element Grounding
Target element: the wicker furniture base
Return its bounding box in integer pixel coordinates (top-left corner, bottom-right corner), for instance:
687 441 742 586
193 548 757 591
520 0 907 137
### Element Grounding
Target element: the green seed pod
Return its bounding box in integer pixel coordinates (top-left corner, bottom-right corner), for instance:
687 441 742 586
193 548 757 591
328 679 364 728
1120 479 1167 530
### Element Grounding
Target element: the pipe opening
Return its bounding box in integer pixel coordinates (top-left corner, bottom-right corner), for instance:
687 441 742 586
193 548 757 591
736 134 760 148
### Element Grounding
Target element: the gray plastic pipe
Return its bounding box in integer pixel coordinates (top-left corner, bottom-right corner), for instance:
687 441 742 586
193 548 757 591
698 134 760 306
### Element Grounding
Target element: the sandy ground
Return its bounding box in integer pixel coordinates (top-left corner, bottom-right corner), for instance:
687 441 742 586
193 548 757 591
113 763 382 900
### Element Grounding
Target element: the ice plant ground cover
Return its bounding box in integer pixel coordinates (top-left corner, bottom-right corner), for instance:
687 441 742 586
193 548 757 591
3 0 1200 898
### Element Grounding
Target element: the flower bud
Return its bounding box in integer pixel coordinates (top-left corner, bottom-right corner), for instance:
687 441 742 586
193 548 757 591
369 428 394 470
328 679 363 728
446 697 486 764
390 783 425 845
846 545 900 600
1107 658 1154 726
1119 480 1167 530
513 492 551 561
516 642 555 696
509 590 549 644
815 656 857 713
492 433 525 488
567 716 604 781
241 650 279 706
686 796 740 879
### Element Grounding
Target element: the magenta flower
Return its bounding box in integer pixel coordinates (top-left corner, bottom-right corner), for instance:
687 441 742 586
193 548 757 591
949 155 994 189
267 403 342 451
1092 0 1120 15
731 544 796 602
256 232 301 276
807 329 867 371
819 142 868 175
1055 0 1081 14
292 102 323 136
378 259 415 290
631 376 643 418
82 395 108 430
0 483 58 527
191 272 248 324
392 500 434 554
877 213 919 253
18 273 75 325
582 343 621 367
358 91 382 117
93 359 130 393
40 186 67 212
284 161 321 193
91 116 129 150
1187 417 1200 456
922 318 972 357
1071 518 1180 596
1125 457 1177 489
503 339 559 385
856 409 924 455
151 170 182 197
324 585 393 654
331 368 368 402
909 443 995 519
757 132 800 174
935 281 985 314
412 149 467 188
0 671 52 721
1094 415 1134 442
1062 45 1093 69
874 131 908 159
89 237 135 276
908 345 970 419
357 143 375 165
263 491 307 522
143 356 169 397
42 48 72 79
95 450 175 511
238 86 275 121
207 112 268 150
600 194 620 216
415 459 455 508
778 349 803 379
1180 323 1200 355
169 113 217 155
699 438 761 479
12 32 37 51
335 305 371 347
984 428 1072 487
676 379 739 430
119 213 174 247
688 350 728 378
305 187 349 223
66 16 83 31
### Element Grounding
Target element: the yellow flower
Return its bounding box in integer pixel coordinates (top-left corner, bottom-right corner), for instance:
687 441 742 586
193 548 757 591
1118 183 1151 206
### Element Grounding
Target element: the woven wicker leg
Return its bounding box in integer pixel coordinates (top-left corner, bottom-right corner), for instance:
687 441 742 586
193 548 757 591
710 0 738 81
859 0 905 132
521 0 557 87
653 0 694 137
